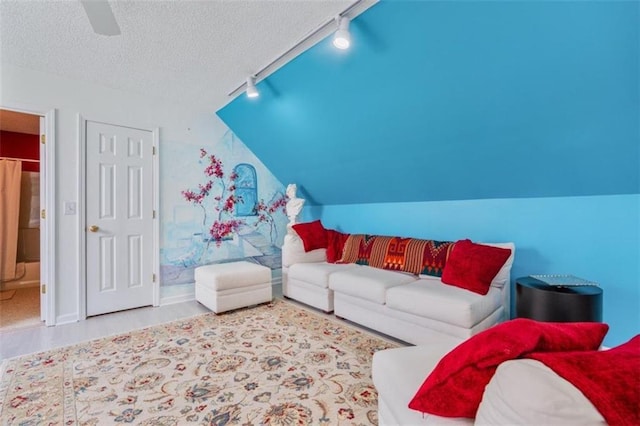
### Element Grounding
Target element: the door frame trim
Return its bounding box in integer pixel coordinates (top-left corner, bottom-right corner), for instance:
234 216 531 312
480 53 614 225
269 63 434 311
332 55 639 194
78 115 160 319
152 128 160 307
43 110 56 326
1 104 56 326
77 115 86 320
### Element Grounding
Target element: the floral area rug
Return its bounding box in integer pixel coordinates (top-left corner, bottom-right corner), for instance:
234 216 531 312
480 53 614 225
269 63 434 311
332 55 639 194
0 299 400 425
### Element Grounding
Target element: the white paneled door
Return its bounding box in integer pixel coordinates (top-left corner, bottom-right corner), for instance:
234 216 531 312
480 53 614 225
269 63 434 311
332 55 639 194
86 121 154 316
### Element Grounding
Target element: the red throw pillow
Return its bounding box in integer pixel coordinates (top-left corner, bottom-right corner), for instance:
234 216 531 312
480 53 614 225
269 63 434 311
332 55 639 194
441 239 511 295
326 229 350 263
292 220 327 252
408 318 609 418
528 335 640 426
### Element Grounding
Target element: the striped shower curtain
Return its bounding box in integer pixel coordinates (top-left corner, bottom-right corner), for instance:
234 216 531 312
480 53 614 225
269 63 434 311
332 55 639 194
0 159 22 281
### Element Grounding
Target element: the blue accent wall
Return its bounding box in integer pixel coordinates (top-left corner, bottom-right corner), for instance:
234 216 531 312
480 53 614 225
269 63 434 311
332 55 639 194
302 194 640 347
217 2 640 346
218 1 639 205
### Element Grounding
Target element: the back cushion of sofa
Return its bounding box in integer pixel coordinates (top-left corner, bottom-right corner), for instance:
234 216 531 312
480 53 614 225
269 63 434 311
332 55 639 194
339 234 387 268
419 242 515 289
282 234 327 267
481 242 515 289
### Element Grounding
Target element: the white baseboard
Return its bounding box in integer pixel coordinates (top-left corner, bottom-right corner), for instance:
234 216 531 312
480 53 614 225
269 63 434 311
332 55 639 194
160 290 196 306
55 313 78 325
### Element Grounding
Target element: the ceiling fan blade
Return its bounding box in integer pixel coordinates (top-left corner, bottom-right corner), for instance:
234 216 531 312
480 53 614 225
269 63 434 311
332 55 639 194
80 0 121 36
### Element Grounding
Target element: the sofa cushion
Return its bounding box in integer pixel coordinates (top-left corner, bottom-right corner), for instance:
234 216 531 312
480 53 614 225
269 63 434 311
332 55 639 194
408 319 609 418
292 220 328 252
339 234 455 277
281 234 327 267
481 242 515 289
326 229 350 263
339 234 391 268
372 344 470 426
288 262 356 289
386 280 502 329
418 242 515 288
441 240 512 295
475 359 605 425
527 335 640 426
194 261 271 290
329 267 418 304
383 238 455 277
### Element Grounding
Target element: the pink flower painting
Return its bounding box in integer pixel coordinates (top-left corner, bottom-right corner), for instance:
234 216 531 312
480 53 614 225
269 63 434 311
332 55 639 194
254 195 287 244
181 149 243 249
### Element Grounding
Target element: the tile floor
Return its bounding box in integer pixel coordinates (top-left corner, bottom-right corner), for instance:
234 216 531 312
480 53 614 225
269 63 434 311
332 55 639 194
0 298 211 360
0 284 286 361
1 284 403 361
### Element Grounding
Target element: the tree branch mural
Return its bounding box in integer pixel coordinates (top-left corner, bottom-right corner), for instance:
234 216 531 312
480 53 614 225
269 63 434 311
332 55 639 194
181 148 243 250
254 195 287 244
179 148 287 260
160 136 291 286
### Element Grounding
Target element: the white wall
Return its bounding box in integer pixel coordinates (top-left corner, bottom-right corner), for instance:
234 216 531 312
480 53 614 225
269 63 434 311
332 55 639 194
0 64 281 323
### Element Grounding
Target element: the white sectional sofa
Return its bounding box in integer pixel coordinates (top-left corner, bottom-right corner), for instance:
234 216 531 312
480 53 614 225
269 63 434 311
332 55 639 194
282 233 515 345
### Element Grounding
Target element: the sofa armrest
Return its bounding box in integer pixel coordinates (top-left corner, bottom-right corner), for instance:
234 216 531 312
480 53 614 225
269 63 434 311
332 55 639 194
476 359 605 425
477 242 515 289
282 234 327 268
481 242 515 321
373 344 471 425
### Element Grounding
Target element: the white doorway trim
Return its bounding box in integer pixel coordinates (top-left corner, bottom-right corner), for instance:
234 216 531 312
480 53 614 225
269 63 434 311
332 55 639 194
152 128 160 307
77 115 86 320
77 115 160 320
1 104 56 326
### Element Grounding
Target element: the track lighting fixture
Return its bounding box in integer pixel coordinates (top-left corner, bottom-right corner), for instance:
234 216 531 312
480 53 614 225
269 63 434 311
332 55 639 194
333 17 351 50
228 0 368 99
246 76 259 98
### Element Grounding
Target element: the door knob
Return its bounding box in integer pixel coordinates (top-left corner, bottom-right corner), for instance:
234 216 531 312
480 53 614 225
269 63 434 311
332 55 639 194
89 225 99 232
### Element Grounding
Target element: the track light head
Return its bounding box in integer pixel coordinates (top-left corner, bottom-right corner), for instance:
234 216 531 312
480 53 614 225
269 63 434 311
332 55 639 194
246 76 259 98
333 17 351 50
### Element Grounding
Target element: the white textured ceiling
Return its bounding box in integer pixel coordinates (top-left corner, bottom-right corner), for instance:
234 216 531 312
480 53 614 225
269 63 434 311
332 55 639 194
0 0 369 112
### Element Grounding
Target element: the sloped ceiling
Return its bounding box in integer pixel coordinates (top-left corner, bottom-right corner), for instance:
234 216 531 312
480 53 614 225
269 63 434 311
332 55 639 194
217 1 640 205
0 0 369 111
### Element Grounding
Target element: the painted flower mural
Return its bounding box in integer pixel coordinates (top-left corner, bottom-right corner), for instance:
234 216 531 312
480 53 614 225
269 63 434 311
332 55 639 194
181 148 287 250
181 149 242 248
160 140 288 286
255 196 287 245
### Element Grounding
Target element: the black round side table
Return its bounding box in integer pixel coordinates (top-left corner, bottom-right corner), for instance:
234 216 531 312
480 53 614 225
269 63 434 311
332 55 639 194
516 276 603 322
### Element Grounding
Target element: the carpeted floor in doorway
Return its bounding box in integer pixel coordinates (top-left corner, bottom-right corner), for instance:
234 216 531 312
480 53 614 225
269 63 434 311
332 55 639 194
0 291 16 301
0 286 41 332
0 299 400 425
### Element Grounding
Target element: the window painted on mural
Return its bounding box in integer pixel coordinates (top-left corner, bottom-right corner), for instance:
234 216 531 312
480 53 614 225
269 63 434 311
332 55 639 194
234 163 257 216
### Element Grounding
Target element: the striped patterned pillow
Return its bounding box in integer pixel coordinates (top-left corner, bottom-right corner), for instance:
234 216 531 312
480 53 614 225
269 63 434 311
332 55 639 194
339 234 454 276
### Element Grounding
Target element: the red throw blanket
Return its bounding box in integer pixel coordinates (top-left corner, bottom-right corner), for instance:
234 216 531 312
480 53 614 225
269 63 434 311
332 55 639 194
528 335 640 426
409 318 639 424
408 319 609 418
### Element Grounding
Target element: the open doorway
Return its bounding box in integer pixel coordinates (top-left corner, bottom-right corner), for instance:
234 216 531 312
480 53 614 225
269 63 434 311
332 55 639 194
0 108 46 331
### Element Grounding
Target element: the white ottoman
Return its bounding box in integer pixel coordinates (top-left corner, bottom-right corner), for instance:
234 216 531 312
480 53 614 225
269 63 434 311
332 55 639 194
195 261 272 313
